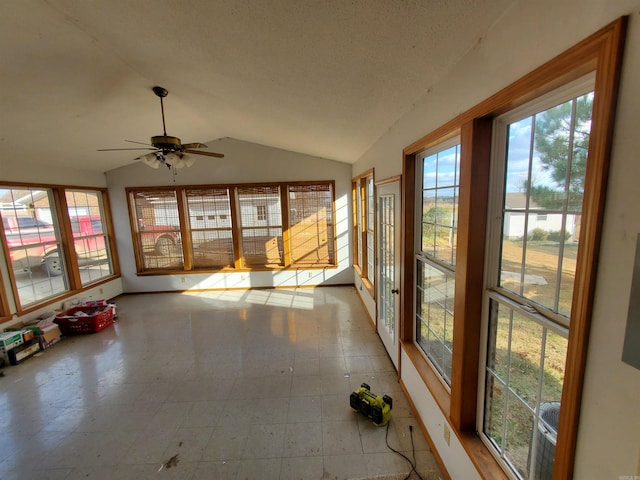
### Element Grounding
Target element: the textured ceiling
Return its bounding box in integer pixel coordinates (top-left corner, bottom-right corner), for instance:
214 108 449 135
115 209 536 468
0 0 513 173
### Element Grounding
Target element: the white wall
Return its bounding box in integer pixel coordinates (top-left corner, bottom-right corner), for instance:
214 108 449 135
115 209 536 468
352 1 640 479
1 160 108 189
105 138 354 292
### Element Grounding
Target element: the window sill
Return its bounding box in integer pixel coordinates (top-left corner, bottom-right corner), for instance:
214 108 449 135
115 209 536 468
353 265 375 298
135 265 338 276
402 342 508 480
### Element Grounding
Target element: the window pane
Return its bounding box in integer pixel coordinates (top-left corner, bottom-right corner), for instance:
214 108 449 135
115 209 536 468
237 186 283 267
0 187 69 307
367 230 375 283
416 259 454 385
367 177 374 229
486 301 511 381
423 153 438 189
421 190 437 254
484 373 506 449
509 311 544 409
131 190 183 270
436 145 460 188
289 183 335 266
541 331 568 405
65 190 113 286
505 392 533 478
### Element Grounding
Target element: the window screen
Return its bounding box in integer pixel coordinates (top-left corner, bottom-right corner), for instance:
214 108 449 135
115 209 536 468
186 188 234 268
288 183 335 266
236 186 283 267
131 190 183 270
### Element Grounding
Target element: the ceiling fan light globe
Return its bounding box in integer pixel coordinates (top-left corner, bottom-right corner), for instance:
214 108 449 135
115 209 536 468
138 152 162 168
168 152 194 169
182 155 196 168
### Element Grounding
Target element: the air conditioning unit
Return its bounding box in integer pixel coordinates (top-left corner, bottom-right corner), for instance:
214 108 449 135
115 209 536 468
533 401 561 480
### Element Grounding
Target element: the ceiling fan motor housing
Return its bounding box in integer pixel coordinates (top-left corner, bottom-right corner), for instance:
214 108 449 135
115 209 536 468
151 135 182 150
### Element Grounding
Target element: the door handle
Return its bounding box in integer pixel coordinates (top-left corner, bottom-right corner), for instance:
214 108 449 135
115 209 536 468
391 288 399 294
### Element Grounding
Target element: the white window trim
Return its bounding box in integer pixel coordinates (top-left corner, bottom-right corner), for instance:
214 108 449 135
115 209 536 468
413 135 461 388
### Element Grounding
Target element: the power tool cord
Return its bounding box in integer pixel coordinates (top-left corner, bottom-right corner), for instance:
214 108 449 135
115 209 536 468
385 421 426 480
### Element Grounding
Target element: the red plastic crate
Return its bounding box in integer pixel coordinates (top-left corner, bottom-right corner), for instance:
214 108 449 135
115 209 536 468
54 305 114 335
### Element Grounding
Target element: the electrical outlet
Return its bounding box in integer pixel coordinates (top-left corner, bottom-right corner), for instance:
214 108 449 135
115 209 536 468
181 276 186 283
241 274 247 280
308 271 313 278
99 287 104 294
443 423 451 446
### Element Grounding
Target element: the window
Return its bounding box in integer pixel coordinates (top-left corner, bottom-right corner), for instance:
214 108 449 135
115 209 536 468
256 205 267 221
1 187 68 307
354 179 363 268
186 188 234 269
352 170 375 294
400 18 626 480
366 176 375 285
482 81 593 479
238 186 283 267
415 140 461 386
288 183 335 266
65 190 113 286
0 185 117 314
127 181 336 273
130 189 184 270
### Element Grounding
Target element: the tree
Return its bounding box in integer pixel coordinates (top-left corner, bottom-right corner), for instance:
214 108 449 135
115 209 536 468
530 93 593 210
423 206 453 245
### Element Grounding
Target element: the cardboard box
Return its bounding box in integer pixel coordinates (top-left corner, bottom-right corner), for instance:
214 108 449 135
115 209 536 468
8 341 41 365
1 331 25 363
38 325 62 350
0 331 23 350
25 311 57 335
21 330 35 343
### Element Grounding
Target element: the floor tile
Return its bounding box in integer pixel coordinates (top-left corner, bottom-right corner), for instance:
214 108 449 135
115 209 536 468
0 287 442 480
283 422 323 457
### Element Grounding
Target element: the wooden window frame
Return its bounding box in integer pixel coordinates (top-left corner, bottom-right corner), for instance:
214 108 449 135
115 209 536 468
352 169 375 297
127 180 338 275
0 266 11 322
0 182 120 318
400 18 626 480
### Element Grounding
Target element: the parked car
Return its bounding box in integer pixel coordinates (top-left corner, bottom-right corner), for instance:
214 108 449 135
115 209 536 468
137 221 181 255
2 215 107 276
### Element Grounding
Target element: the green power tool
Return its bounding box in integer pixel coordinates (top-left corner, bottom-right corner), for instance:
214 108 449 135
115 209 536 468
349 383 393 426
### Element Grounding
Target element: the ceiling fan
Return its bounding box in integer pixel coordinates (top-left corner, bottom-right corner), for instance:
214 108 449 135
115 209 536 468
98 86 224 171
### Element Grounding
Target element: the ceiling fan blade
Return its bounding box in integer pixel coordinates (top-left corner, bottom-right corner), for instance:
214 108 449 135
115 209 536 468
125 139 154 146
183 149 224 158
97 147 158 151
182 142 208 149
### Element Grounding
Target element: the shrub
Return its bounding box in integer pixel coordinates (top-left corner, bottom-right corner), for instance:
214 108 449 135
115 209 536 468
547 230 571 242
527 228 548 241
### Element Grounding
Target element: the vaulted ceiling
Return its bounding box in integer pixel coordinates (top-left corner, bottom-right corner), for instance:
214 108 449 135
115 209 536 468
0 0 514 173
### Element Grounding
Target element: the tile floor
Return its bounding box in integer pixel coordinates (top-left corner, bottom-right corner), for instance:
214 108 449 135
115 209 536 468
0 286 443 480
